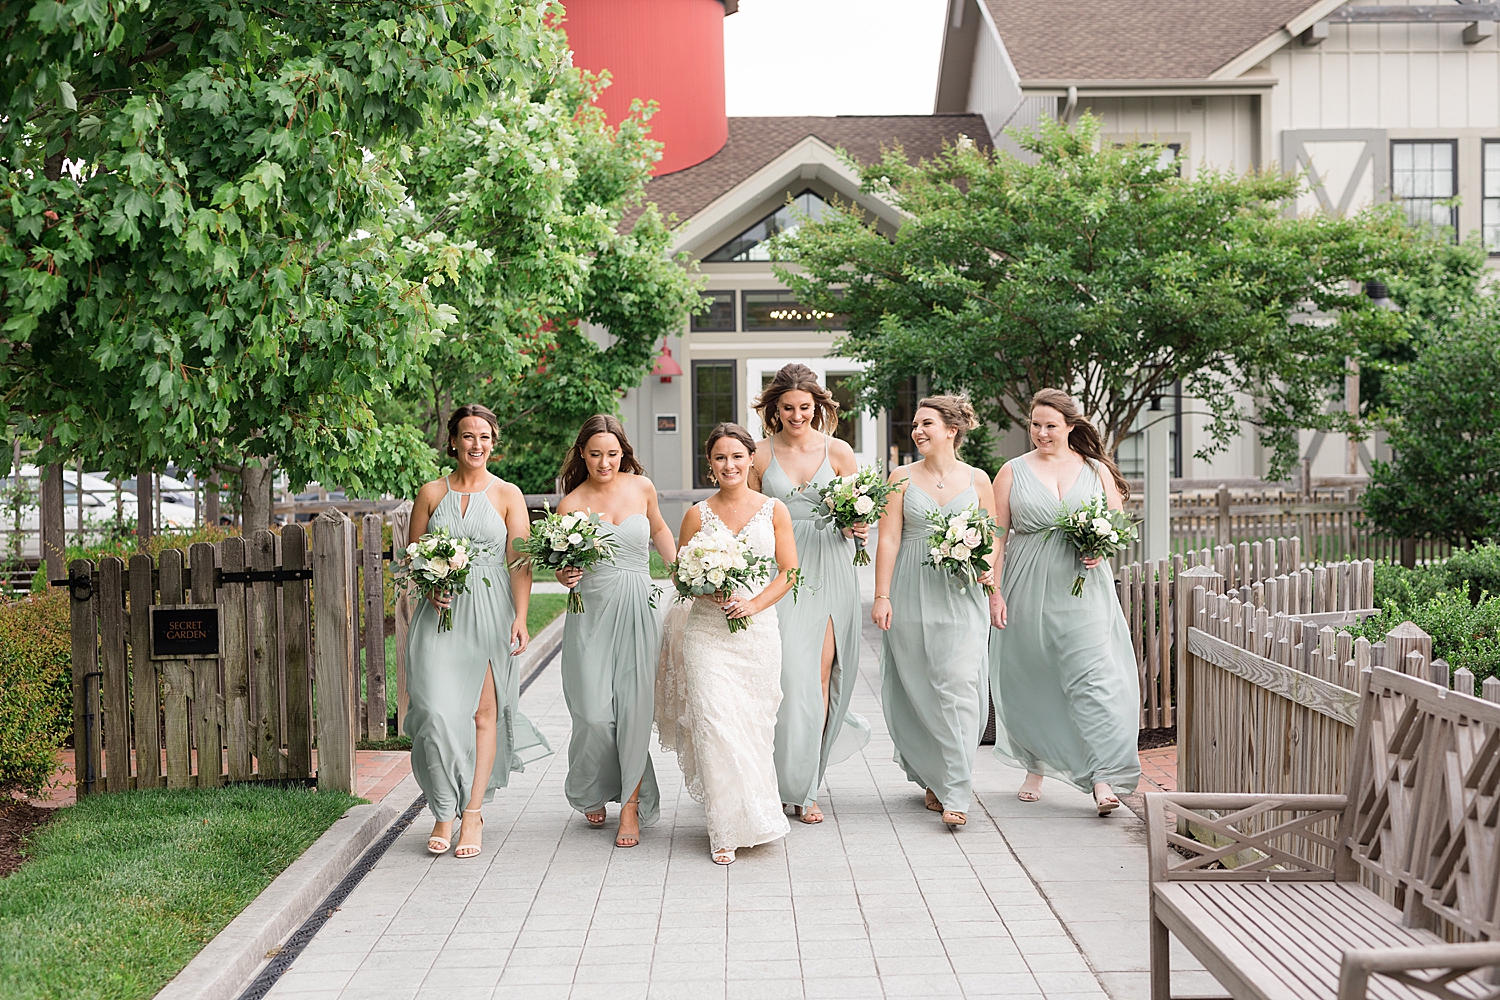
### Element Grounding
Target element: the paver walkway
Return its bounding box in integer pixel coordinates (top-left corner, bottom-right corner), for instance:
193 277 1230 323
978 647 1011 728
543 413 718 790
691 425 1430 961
259 586 1216 1000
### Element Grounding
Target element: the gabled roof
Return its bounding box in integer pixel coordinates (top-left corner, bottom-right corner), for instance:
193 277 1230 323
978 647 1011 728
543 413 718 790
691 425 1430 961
977 0 1326 81
640 115 989 229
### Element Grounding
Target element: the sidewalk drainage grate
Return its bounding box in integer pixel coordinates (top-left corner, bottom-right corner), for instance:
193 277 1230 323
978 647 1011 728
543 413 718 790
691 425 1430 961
236 793 427 1000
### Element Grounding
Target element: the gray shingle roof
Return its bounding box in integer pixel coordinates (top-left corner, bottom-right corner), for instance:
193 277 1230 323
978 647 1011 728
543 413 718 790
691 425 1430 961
638 114 990 229
985 0 1314 80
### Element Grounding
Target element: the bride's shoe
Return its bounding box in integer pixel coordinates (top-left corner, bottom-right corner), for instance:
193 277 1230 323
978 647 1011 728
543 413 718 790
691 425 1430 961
794 803 824 824
1094 784 1121 817
584 808 607 827
712 848 736 865
941 810 967 831
454 809 484 859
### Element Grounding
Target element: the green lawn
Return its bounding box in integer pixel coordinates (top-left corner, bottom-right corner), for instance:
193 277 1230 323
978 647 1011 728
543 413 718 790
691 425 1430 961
0 785 361 1000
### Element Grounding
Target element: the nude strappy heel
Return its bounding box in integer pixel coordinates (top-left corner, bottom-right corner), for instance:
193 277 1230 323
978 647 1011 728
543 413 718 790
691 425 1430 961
454 809 484 859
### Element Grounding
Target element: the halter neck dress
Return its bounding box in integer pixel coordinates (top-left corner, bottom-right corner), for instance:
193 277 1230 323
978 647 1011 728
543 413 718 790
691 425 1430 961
404 479 551 822
760 436 872 809
988 458 1140 794
560 514 661 827
879 470 991 814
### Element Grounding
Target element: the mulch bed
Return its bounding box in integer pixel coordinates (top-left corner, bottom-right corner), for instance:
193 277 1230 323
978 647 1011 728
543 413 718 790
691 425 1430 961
1138 726 1176 751
0 801 55 878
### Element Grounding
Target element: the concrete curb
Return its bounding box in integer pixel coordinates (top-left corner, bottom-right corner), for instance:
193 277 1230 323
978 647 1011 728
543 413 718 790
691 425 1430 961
154 772 422 1000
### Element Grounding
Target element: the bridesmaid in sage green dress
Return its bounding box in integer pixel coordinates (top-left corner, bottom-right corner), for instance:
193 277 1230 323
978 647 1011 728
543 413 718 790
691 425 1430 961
554 415 678 849
750 365 871 824
988 389 1140 816
872 395 996 831
406 404 551 859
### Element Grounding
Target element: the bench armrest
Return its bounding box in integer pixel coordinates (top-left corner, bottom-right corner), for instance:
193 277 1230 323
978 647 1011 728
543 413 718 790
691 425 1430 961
1339 943 1500 1000
1145 792 1349 882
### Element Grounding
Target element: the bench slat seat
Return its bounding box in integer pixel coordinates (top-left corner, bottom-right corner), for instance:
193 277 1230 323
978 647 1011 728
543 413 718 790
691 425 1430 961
1156 882 1488 1000
1149 667 1500 1000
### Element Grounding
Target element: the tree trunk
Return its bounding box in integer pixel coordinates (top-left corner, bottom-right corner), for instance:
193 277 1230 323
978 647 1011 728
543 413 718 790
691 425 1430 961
137 467 154 543
241 460 274 535
204 471 221 527
39 463 65 583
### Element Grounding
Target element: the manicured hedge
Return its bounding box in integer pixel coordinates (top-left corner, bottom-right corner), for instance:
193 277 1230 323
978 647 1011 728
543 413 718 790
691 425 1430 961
0 589 72 798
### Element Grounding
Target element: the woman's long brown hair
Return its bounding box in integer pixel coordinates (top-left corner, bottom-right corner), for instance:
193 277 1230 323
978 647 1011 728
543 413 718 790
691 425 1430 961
753 363 839 434
1029 388 1131 501
559 414 645 494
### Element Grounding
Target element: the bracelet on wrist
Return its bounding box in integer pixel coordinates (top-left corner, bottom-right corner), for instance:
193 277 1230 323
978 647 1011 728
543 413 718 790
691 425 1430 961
874 595 890 601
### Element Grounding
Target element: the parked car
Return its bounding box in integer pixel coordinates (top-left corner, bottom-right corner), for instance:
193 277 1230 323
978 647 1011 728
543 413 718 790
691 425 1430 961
0 467 195 562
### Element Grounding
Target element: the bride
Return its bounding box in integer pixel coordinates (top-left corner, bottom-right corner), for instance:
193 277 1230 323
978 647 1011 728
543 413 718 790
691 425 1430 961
657 422 800 864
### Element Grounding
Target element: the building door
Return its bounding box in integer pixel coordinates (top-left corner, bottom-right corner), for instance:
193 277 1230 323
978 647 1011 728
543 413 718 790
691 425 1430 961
743 358 879 471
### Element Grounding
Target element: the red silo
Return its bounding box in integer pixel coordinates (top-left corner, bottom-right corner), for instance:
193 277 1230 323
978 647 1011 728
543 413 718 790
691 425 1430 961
563 0 732 176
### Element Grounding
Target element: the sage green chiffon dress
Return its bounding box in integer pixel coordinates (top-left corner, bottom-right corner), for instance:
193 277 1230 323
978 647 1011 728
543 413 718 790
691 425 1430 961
560 515 661 827
988 459 1141 795
761 439 871 809
880 475 991 814
405 483 552 822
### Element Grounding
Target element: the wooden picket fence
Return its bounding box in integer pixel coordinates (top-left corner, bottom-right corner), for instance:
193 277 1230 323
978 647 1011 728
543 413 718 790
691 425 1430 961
1116 482 1451 567
1174 561 1469 804
67 509 392 797
1119 536 1378 731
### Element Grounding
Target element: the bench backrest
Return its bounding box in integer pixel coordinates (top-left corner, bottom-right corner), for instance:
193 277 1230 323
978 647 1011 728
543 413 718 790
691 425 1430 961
1340 666 1500 939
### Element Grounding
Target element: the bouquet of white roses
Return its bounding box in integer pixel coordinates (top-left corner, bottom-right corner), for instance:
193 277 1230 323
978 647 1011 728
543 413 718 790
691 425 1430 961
1050 494 1138 597
395 528 492 632
670 526 780 635
817 465 904 565
923 505 998 595
511 507 616 614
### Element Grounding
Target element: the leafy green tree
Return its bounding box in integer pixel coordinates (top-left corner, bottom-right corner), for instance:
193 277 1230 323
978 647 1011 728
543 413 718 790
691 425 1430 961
393 70 703 492
1363 303 1500 545
774 115 1458 476
1 0 561 524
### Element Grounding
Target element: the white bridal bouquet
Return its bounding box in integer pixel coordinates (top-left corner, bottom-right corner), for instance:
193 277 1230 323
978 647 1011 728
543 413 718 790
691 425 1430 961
816 465 904 566
923 505 998 595
395 528 492 632
511 507 616 614
1050 494 1139 597
670 526 782 635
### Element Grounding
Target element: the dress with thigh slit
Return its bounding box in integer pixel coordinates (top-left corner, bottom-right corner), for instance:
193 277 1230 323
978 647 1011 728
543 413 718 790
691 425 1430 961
879 473 990 813
760 435 871 809
561 514 662 826
987 458 1140 795
405 480 551 822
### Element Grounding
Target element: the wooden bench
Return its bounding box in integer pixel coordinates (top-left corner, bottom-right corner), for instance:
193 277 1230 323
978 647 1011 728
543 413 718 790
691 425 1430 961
1147 666 1500 1000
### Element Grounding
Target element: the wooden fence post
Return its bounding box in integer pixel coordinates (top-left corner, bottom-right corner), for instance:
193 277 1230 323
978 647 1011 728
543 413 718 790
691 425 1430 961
68 559 101 799
1216 485 1231 547
282 525 313 779
249 529 282 779
313 510 357 793
220 537 253 781
362 514 387 741
98 557 130 792
390 501 413 736
1176 565 1223 794
128 553 162 788
1384 621 1432 677
157 549 192 789
189 542 222 787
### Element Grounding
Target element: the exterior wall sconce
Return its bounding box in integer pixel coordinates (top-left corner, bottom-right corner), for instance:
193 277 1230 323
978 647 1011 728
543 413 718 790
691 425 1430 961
652 343 683 383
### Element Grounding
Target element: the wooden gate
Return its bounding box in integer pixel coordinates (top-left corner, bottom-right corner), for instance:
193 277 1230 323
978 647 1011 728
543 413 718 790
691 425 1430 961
67 509 389 796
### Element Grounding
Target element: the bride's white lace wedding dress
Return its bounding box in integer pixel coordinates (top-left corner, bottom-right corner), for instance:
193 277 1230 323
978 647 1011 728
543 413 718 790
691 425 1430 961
657 497 792 854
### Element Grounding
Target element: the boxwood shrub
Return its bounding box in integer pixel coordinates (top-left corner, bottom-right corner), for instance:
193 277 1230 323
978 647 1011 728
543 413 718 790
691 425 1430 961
0 589 72 798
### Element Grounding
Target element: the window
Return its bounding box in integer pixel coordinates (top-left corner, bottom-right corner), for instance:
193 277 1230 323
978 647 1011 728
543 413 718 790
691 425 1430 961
704 190 831 262
826 373 862 452
742 291 847 331
690 290 736 332
1392 140 1458 240
1484 141 1500 254
885 377 920 473
692 361 736 487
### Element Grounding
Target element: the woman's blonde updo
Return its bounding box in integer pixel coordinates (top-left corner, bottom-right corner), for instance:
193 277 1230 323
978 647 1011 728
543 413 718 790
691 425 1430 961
915 394 980 448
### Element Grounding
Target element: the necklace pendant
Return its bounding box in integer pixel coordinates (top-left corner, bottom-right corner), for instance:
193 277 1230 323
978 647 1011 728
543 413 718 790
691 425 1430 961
936 482 944 489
